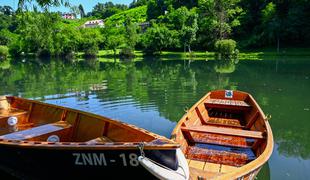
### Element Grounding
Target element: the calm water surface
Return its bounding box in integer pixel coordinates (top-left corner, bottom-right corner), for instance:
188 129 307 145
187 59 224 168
0 57 309 179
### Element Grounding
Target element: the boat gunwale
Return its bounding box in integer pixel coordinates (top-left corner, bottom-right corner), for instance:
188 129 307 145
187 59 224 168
171 90 274 179
0 96 179 150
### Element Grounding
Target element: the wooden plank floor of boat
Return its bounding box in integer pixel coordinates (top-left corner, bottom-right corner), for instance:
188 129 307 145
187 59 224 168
187 159 239 179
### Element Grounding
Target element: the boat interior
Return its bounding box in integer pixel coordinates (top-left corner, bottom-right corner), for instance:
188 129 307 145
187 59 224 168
173 91 268 178
0 96 161 145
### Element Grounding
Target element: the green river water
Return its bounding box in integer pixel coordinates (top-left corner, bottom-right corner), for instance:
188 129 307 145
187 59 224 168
0 56 309 179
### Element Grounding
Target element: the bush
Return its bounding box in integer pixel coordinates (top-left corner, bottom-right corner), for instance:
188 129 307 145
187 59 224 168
119 47 135 58
0 46 9 60
214 39 239 60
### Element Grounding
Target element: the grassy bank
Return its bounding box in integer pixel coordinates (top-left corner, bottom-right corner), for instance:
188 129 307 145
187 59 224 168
5 47 309 62
76 47 310 61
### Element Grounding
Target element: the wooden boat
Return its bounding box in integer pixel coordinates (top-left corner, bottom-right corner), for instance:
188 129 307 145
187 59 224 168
0 96 189 179
171 90 273 180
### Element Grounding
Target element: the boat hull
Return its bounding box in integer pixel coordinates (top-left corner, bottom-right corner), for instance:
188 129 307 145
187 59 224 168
171 90 273 180
0 96 183 179
0 145 177 179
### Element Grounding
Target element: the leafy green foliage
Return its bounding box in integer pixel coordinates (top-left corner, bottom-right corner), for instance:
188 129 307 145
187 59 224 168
0 29 17 46
17 0 69 9
129 0 149 8
103 27 125 56
7 11 100 57
78 4 85 18
79 28 102 57
196 0 243 48
165 7 198 51
141 23 178 54
124 17 139 51
0 45 9 59
214 39 238 60
54 25 81 56
105 6 147 26
146 0 168 20
91 2 128 19
3 0 310 57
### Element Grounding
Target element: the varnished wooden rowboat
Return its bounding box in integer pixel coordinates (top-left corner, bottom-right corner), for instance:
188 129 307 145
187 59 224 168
171 90 273 180
0 96 189 179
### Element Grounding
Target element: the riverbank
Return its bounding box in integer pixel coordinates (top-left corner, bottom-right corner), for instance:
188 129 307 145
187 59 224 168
4 47 310 62
76 47 310 61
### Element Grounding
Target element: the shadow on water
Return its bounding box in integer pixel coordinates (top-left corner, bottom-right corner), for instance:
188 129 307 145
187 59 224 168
0 55 310 179
256 162 271 180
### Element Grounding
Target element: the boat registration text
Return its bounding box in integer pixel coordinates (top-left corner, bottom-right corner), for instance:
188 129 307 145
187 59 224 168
73 153 139 166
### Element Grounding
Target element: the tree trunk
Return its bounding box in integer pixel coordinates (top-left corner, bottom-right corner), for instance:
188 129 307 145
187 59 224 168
277 35 280 54
188 45 192 54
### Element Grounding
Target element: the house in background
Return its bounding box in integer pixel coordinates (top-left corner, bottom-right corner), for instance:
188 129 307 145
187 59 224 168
62 13 76 20
138 22 150 32
82 20 105 28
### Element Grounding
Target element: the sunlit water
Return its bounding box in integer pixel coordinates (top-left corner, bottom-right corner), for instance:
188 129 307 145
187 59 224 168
0 57 309 179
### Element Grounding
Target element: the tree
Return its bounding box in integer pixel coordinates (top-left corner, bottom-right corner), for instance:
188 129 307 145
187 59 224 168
54 25 81 56
141 23 178 54
91 2 128 19
197 0 243 48
124 17 138 51
0 6 14 15
129 0 149 8
164 7 198 52
12 12 61 56
78 4 85 18
79 28 102 57
0 45 9 60
170 0 198 9
146 0 167 20
10 11 81 57
0 29 17 46
70 5 79 18
18 0 70 10
104 27 125 57
261 2 280 52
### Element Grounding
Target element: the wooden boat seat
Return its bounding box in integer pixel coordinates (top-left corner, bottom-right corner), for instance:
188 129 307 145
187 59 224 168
186 144 256 167
205 117 245 128
0 121 72 141
86 136 113 144
181 125 265 139
205 99 251 111
190 133 253 148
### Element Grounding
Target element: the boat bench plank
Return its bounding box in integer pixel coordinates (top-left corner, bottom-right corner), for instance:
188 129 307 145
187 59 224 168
181 125 265 139
186 146 250 167
205 99 251 110
190 132 253 148
205 117 245 128
0 121 72 140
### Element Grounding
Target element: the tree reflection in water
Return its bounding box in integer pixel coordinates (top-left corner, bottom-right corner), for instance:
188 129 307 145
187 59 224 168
0 57 310 165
